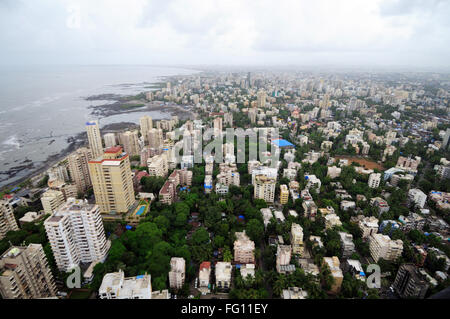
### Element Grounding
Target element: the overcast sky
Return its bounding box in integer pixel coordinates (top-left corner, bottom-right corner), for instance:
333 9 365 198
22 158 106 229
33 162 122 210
1 0 449 69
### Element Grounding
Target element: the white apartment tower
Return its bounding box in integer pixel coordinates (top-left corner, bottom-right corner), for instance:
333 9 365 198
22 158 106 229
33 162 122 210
68 147 92 194
44 198 110 272
103 133 117 149
86 120 103 159
257 90 267 108
140 115 153 143
254 175 276 204
148 128 163 149
0 201 19 240
213 117 223 137
41 189 65 215
120 131 140 156
0 244 57 299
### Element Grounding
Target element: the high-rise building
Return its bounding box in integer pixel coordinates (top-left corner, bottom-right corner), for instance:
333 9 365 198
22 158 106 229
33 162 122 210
393 264 429 299
0 244 57 299
68 147 92 194
248 108 257 124
120 131 140 156
291 223 304 255
86 120 103 159
257 90 266 108
254 175 276 204
280 184 289 205
0 201 19 240
148 128 163 149
44 198 110 272
169 257 185 289
103 133 117 149
140 116 153 143
88 147 135 214
213 117 223 137
41 189 65 215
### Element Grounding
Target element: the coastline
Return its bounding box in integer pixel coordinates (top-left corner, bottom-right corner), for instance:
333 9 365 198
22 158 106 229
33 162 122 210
0 71 198 192
0 121 142 191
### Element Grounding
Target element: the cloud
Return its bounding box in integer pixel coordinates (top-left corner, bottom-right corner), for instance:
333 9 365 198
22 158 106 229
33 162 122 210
0 0 448 68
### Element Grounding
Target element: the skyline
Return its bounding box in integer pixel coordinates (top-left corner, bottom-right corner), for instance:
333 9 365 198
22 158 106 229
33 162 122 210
1 0 450 69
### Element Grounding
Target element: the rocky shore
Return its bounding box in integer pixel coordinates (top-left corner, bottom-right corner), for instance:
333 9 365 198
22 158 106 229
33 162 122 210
86 92 194 121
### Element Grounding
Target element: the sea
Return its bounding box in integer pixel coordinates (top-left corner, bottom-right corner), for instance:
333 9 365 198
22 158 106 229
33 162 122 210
0 65 200 188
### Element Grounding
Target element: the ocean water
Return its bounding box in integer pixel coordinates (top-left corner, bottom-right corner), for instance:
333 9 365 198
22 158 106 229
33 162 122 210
0 65 199 187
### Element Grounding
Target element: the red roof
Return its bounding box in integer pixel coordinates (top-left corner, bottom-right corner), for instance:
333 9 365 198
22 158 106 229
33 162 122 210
200 261 211 271
135 171 149 180
2 194 12 199
105 146 123 153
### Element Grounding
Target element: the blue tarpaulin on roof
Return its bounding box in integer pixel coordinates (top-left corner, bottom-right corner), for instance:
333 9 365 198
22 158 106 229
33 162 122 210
126 225 132 230
271 139 294 148
136 275 144 279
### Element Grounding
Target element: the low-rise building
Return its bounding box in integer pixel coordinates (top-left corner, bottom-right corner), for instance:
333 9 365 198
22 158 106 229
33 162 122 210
291 223 304 255
234 231 255 264
358 216 379 239
215 262 232 290
339 232 356 258
279 184 289 205
369 233 403 262
368 173 381 189
408 188 427 209
302 200 318 219
282 287 308 299
169 257 185 289
99 270 152 299
327 166 341 179
276 245 293 274
322 257 343 295
325 213 342 229
393 264 429 299
199 262 211 288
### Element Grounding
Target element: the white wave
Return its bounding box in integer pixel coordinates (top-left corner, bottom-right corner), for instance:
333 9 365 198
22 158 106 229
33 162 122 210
2 135 21 150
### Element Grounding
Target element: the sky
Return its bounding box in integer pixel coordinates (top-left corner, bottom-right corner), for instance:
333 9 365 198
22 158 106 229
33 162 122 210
0 0 449 69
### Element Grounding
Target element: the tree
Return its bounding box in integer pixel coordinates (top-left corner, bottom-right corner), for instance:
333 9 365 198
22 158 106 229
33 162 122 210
192 227 210 245
245 219 264 243
223 246 233 262
214 235 225 249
